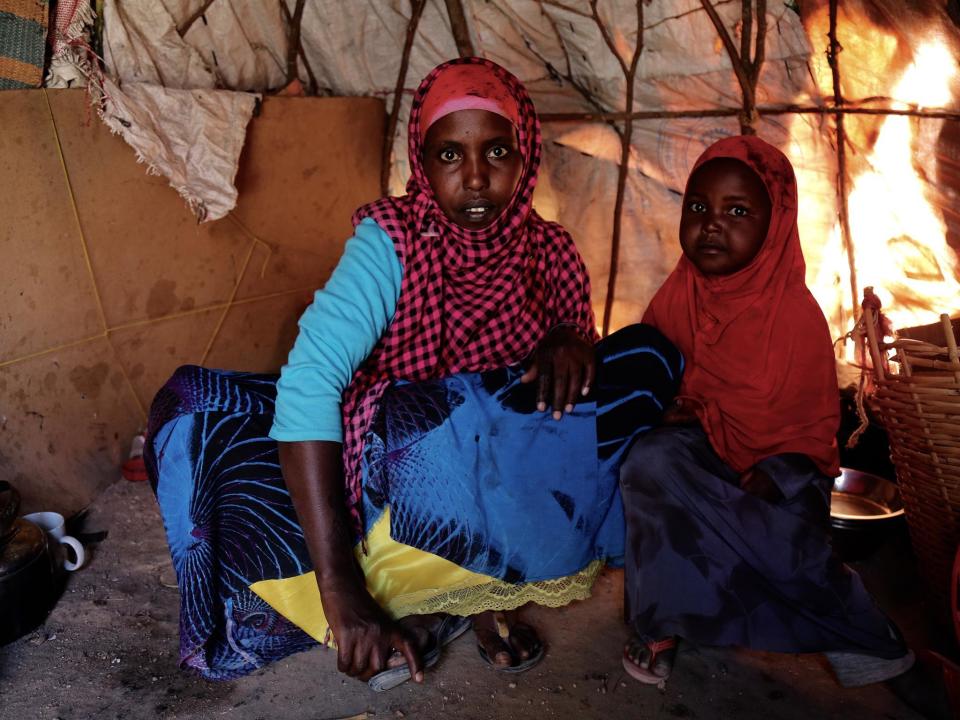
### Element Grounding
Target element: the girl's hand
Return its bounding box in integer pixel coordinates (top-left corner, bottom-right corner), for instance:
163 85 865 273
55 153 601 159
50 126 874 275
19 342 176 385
738 467 784 503
661 397 701 426
520 325 595 419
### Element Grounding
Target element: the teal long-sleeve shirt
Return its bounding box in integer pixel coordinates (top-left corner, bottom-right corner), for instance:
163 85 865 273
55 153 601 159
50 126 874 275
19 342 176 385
269 217 402 443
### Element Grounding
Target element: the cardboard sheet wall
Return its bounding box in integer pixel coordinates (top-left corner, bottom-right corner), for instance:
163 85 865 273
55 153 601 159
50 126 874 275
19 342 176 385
0 92 383 512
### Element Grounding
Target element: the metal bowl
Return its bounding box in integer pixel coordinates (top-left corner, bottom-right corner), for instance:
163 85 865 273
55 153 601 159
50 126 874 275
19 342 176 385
830 468 906 561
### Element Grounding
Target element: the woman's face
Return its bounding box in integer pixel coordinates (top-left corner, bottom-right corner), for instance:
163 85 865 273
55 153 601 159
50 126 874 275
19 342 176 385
423 109 522 229
679 157 771 276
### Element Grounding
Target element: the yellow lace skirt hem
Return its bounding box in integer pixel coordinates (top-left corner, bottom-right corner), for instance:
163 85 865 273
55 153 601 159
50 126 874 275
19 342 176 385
387 559 603 618
250 507 602 644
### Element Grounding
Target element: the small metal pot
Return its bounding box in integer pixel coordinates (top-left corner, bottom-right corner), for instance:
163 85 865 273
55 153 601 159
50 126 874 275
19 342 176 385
0 518 63 646
830 468 906 561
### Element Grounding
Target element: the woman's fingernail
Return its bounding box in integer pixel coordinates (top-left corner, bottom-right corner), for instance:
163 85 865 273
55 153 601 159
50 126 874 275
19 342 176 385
553 410 562 420
537 402 546 412
581 386 590 396
564 404 574 413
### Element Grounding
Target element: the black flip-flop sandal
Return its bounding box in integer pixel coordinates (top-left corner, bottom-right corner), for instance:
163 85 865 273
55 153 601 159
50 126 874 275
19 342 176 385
368 614 472 692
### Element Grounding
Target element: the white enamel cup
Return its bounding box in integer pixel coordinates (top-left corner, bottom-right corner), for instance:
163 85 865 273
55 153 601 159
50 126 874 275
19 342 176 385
22 511 85 571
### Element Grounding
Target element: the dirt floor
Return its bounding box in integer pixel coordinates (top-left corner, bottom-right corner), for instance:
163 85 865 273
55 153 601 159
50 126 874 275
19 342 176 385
0 479 936 720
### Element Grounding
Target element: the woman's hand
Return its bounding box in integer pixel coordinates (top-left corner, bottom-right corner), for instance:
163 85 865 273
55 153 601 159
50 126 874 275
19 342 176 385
278 440 423 684
520 325 595 419
321 579 422 682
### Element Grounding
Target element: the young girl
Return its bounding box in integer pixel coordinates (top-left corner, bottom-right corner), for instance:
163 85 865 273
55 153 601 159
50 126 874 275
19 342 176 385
146 58 681 689
619 135 913 687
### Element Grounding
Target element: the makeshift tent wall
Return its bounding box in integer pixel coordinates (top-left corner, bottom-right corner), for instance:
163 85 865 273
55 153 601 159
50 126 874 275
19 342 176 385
2 0 959 512
92 0 960 332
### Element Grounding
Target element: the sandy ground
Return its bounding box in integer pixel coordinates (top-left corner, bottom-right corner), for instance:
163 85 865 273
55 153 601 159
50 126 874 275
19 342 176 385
0 480 928 720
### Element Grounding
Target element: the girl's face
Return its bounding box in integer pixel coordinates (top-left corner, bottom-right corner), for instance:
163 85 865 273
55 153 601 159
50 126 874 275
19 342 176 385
680 158 771 276
423 109 522 229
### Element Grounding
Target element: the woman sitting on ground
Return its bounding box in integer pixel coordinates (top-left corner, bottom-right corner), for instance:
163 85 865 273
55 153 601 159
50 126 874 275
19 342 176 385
146 57 681 689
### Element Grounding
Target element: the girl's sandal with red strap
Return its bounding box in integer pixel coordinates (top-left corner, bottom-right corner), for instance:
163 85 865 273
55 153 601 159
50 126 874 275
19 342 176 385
622 634 678 685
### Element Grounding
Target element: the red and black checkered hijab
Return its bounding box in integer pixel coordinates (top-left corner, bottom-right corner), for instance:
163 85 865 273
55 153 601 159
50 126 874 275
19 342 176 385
343 57 597 536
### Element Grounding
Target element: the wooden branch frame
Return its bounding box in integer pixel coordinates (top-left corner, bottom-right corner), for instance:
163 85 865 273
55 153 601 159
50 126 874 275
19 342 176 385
699 0 767 134
177 0 218 38
829 0 860 344
589 0 644 336
528 1 624 138
279 1 321 95
539 103 960 123
285 0 307 87
381 0 428 196
540 0 592 19
751 0 766 88
443 0 475 57
298 45 320 95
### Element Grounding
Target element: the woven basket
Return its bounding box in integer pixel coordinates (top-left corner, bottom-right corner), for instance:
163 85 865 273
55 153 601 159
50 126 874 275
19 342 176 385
864 306 960 624
0 0 49 90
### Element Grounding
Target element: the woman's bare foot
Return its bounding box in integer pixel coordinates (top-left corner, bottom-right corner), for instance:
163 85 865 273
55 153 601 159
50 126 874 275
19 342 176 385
472 610 544 671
